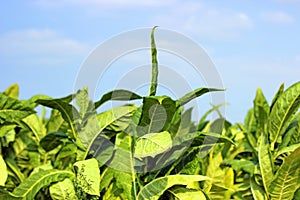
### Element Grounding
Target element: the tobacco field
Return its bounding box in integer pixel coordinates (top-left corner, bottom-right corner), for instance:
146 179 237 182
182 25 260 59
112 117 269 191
0 28 300 200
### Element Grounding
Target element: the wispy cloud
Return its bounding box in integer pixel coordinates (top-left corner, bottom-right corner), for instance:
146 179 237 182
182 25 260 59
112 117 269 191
0 29 89 56
260 11 294 24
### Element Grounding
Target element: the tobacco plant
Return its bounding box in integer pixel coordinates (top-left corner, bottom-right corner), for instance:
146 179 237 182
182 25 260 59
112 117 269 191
0 27 299 200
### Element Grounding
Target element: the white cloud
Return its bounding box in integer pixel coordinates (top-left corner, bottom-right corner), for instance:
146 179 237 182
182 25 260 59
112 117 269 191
260 11 294 24
152 2 253 40
0 29 89 56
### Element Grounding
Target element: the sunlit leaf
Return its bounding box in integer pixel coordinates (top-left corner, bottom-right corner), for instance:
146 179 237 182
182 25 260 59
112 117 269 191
269 147 300 200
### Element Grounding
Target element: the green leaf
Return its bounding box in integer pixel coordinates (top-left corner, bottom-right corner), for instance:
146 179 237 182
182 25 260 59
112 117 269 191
4 83 19 99
134 131 172 158
137 175 211 200
0 155 8 186
203 152 224 194
0 189 21 200
269 81 300 149
258 132 273 197
50 178 77 200
74 158 100 196
46 109 65 133
294 188 300 200
270 83 284 112
12 169 74 199
178 88 224 106
250 177 267 200
112 169 136 200
0 93 35 124
22 114 46 142
0 124 16 139
222 159 255 175
269 147 300 200
40 132 68 152
79 105 136 159
36 98 80 139
253 88 269 131
94 89 142 109
148 26 158 96
192 132 235 147
167 186 207 200
177 108 193 135
5 158 25 182
274 143 300 159
75 87 93 119
137 96 177 136
100 167 137 199
244 108 257 134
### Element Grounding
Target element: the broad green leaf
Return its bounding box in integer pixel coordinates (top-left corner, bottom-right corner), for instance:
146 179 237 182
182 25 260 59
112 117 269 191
270 83 284 112
274 143 300 159
0 93 35 124
46 109 65 133
75 87 93 119
269 147 300 200
244 108 257 134
106 133 137 198
0 155 8 186
223 168 235 198
294 188 300 200
36 98 80 140
79 105 136 159
5 158 25 182
258 132 273 197
250 177 267 200
222 159 255 175
0 124 16 138
113 170 136 200
203 152 224 194
209 117 225 134
100 167 136 199
134 131 172 158
253 88 269 132
277 116 299 150
74 158 100 196
31 162 53 175
0 189 21 200
50 178 77 200
22 114 46 141
177 108 193 135
54 143 77 169
178 88 224 106
99 168 114 192
149 26 158 96
137 96 177 136
94 89 142 109
166 105 183 136
192 132 235 147
4 83 19 99
269 81 300 149
150 133 199 174
167 186 207 200
12 169 74 200
40 132 68 152
137 175 211 200
175 148 201 176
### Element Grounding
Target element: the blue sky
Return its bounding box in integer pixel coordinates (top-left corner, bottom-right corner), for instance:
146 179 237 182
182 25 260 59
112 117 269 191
1 0 300 122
